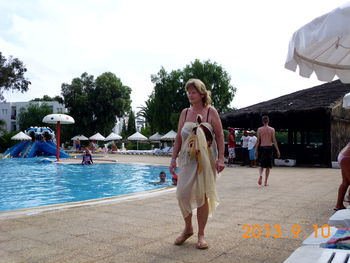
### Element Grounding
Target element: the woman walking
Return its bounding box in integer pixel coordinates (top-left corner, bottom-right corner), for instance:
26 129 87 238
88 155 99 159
169 79 225 249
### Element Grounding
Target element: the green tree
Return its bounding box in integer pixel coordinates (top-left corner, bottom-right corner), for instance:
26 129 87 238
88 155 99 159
137 93 157 132
0 119 6 134
120 119 128 138
61 72 94 138
17 103 53 130
0 131 18 152
0 52 31 101
31 95 63 104
140 125 152 138
126 111 136 136
91 72 131 136
182 59 235 113
61 72 131 139
141 59 236 133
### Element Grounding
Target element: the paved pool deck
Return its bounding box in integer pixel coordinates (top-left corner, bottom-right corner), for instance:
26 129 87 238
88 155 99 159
0 154 340 263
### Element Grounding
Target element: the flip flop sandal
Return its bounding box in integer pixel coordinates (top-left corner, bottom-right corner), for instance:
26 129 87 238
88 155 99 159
196 241 209 250
334 207 346 211
174 232 194 245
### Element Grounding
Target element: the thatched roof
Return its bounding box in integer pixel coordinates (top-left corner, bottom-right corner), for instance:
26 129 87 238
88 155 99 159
221 80 350 129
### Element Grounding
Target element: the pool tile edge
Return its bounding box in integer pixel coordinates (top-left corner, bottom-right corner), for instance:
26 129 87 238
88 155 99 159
0 187 175 219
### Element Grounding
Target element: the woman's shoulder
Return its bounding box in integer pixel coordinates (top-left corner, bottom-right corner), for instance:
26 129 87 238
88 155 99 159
179 108 189 119
208 105 219 115
181 108 189 113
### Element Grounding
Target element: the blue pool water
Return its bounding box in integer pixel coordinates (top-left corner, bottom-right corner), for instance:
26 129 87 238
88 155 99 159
0 158 173 212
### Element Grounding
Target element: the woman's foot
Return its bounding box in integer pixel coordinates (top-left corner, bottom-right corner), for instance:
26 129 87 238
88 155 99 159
258 176 262 185
196 234 208 249
174 231 194 245
334 206 346 211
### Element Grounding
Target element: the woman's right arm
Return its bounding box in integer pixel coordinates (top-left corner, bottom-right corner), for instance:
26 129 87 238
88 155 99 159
169 108 187 175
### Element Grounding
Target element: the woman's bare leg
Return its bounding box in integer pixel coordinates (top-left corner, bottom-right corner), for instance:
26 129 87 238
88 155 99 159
336 161 350 210
174 213 193 245
197 198 209 236
197 197 209 248
184 214 193 233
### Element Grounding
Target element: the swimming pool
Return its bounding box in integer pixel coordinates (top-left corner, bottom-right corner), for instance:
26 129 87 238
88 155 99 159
0 158 173 212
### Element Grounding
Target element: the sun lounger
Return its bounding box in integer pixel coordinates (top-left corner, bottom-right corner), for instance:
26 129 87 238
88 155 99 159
328 209 350 227
284 246 350 263
302 227 338 247
154 147 172 155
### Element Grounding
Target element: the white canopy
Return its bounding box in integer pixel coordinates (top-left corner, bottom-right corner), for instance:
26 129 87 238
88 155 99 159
105 132 122 141
42 114 75 124
71 135 89 141
89 132 105 141
127 132 148 141
11 131 32 141
149 132 163 141
161 130 177 141
285 2 350 83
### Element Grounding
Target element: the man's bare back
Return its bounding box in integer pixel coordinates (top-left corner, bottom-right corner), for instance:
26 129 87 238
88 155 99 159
255 115 280 186
257 126 275 146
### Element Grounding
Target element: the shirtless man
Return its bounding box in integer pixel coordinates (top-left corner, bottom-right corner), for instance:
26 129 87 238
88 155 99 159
255 115 280 186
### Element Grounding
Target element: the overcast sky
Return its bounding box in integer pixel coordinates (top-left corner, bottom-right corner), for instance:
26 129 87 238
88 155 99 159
0 0 348 111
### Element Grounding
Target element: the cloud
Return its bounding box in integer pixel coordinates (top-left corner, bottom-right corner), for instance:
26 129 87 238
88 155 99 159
0 0 348 110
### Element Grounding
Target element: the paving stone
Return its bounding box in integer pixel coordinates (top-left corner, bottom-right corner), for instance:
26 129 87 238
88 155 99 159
0 237 44 253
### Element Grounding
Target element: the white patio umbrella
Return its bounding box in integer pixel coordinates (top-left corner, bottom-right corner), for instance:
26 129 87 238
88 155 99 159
104 132 122 141
149 132 163 141
149 132 163 148
11 131 32 141
285 2 350 84
71 135 89 141
161 130 177 147
89 132 105 141
127 131 148 150
161 130 177 141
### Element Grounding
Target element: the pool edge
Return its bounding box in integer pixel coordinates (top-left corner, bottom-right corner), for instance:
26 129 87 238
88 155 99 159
0 186 176 219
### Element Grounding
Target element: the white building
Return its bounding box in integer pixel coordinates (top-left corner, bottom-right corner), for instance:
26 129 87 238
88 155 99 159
111 115 146 136
0 101 66 132
135 116 146 132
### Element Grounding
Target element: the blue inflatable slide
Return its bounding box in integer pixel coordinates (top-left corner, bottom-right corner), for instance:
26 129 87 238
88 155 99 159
4 141 70 158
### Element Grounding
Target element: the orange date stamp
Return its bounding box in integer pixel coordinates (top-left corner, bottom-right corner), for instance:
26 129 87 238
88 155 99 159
241 224 331 239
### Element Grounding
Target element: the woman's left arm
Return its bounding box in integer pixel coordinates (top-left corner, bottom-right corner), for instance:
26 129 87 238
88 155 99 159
210 107 225 173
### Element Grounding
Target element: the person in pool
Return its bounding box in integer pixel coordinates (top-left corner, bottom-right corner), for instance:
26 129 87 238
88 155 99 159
82 149 93 165
150 171 167 185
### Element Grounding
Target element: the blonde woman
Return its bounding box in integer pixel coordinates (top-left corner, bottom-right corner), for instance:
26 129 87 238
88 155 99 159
169 78 225 249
